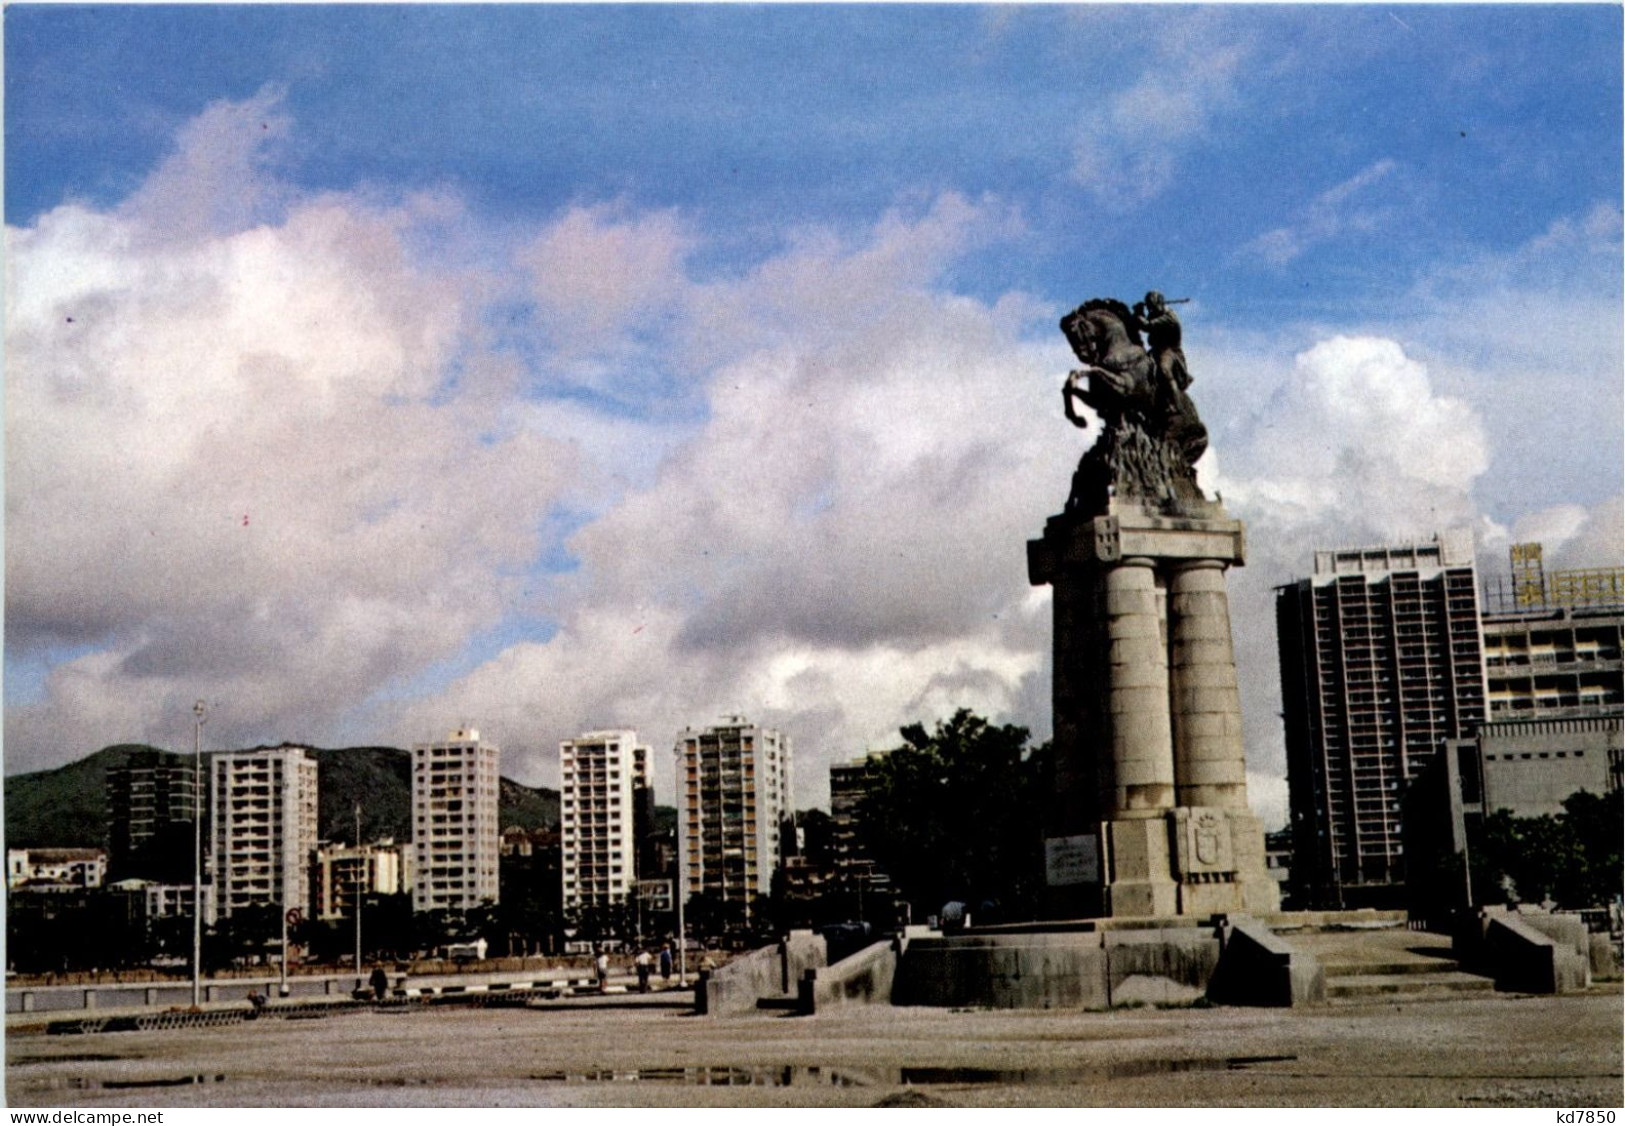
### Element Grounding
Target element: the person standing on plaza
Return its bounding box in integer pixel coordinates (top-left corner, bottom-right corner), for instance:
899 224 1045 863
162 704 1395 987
594 946 609 992
635 947 653 993
659 942 673 984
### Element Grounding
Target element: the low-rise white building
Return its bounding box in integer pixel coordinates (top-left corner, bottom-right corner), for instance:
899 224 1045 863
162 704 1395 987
6 848 108 891
313 839 411 921
107 877 218 926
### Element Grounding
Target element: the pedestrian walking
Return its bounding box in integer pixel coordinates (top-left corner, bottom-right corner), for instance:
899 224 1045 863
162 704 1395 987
594 947 609 991
635 948 653 993
659 942 673 983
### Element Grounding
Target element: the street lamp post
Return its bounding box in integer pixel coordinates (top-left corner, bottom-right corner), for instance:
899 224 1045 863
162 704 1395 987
191 700 207 1010
673 744 687 987
353 802 363 987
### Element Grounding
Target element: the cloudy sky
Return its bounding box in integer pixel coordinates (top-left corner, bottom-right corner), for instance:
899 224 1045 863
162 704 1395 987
6 6 1621 826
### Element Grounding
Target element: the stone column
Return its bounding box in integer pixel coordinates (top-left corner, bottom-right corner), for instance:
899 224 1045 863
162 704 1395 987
1168 560 1249 810
1030 501 1275 919
1104 557 1175 817
1098 555 1181 917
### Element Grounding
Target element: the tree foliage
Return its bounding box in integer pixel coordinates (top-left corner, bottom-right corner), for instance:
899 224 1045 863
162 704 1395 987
1469 788 1623 909
856 710 1050 922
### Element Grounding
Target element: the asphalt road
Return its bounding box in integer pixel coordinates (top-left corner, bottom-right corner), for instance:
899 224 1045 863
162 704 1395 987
8 985 1621 1108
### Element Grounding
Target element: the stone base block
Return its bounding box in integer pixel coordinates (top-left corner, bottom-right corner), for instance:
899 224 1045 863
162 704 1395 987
1109 879 1180 918
1176 880 1244 918
1102 819 1179 917
1090 808 1282 920
893 934 1109 1009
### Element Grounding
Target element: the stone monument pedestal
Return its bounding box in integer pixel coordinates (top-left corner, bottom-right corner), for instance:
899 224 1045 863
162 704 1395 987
1029 497 1280 920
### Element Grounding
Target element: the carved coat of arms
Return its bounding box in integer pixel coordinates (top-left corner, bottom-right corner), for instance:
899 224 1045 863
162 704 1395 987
1193 810 1224 867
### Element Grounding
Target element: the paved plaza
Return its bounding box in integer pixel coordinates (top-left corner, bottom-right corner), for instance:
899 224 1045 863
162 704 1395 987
7 984 1621 1108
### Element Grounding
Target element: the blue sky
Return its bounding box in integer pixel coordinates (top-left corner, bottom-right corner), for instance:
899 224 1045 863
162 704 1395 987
6 5 1622 823
12 7 1619 310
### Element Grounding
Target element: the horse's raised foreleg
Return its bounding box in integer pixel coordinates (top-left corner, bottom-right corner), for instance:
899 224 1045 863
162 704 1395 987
1063 370 1092 429
1065 365 1137 419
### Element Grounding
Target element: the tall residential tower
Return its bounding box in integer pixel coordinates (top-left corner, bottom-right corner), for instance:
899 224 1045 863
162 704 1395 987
107 749 200 882
411 727 500 913
1276 533 1487 908
677 717 791 926
559 729 648 916
210 746 320 918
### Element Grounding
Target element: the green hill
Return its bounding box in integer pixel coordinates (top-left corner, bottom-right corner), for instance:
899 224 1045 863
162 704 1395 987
499 776 559 832
3 744 178 849
308 746 415 843
4 744 560 850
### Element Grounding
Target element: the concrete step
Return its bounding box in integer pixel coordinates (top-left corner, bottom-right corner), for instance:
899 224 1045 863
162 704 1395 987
1322 959 1463 977
1326 971 1494 1000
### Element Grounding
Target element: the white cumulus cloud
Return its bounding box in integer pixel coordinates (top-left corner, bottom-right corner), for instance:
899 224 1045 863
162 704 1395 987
5 92 580 767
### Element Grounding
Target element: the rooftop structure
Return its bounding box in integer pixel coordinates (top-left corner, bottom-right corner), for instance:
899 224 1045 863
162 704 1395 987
1480 544 1623 721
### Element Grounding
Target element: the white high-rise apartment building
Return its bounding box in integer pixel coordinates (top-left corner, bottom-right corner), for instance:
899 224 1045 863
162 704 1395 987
678 716 792 924
210 746 319 918
560 730 647 913
411 727 500 913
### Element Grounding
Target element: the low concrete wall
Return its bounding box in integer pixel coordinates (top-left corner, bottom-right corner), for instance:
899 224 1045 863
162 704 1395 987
1262 909 1407 931
892 931 1110 1010
1483 915 1589 994
801 939 900 1013
1206 919 1324 1007
8 974 367 1015
1588 934 1621 979
781 930 827 994
851 922 1324 1011
1103 927 1220 1006
1514 913 1591 965
697 931 826 1016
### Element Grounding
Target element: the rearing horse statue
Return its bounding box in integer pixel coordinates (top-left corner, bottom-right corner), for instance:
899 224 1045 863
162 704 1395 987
1057 297 1209 512
1060 298 1158 426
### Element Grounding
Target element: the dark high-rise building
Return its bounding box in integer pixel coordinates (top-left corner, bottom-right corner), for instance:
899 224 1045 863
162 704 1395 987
828 751 893 910
632 743 658 882
1276 533 1486 908
106 750 201 882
